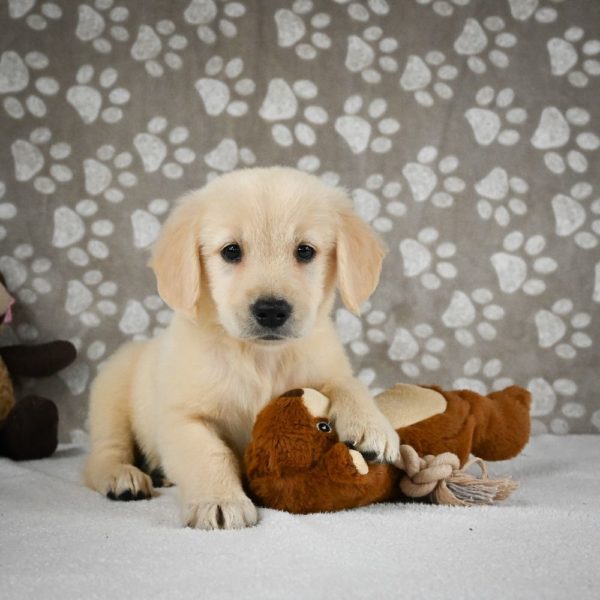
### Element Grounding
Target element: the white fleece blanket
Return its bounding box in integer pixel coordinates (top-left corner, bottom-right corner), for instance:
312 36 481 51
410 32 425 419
2 435 599 600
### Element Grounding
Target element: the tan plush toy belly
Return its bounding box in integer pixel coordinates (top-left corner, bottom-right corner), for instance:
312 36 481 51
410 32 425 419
244 384 531 514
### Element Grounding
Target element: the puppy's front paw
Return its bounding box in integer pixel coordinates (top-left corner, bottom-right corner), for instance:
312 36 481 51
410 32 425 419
104 464 153 501
335 410 400 464
184 495 258 530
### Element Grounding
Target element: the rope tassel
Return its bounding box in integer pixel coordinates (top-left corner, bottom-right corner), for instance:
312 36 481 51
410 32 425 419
394 445 518 506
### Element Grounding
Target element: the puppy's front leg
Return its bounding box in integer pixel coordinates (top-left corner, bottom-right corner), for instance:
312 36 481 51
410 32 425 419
159 415 257 530
322 379 400 463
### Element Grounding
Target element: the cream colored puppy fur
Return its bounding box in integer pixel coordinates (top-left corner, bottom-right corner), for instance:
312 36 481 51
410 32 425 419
84 167 400 530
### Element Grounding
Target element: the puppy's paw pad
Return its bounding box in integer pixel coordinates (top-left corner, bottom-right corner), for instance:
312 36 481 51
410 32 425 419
184 496 258 530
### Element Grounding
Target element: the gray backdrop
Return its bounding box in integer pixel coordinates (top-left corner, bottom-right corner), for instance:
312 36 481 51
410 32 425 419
1 0 599 441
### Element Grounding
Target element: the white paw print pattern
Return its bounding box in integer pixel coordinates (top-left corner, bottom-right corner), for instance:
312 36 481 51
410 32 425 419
399 227 457 290
335 0 391 21
66 65 130 124
259 79 328 148
83 144 137 202
336 302 389 357
453 357 513 395
357 367 384 397
8 0 62 31
399 50 458 107
130 20 188 77
552 182 600 250
76 0 130 54
387 322 446 378
465 86 527 146
351 173 405 233
345 26 399 84
475 167 529 227
528 377 582 435
0 182 16 242
134 118 196 179
53 199 114 267
183 0 246 44
415 0 470 18
195 56 255 117
274 1 332 61
442 288 506 347
131 198 171 250
335 95 400 154
547 26 600 88
10 127 73 194
535 298 592 360
454 16 517 74
0 243 53 309
119 294 173 341
0 50 59 120
65 269 120 329
508 0 563 23
531 106 599 175
491 231 558 295
402 146 465 208
203 138 256 176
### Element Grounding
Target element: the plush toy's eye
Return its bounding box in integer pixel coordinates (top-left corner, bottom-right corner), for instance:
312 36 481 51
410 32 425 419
317 421 332 433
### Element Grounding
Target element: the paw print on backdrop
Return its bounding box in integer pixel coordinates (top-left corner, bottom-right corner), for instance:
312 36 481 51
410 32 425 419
399 50 458 107
453 357 514 395
552 182 600 250
10 127 73 195
195 56 255 118
7 0 62 31
65 269 119 329
203 138 256 178
130 20 188 77
118 294 173 342
0 50 60 120
399 227 458 291
453 16 517 74
351 173 405 234
76 0 130 54
0 182 17 242
345 25 399 84
334 95 400 154
508 0 563 24
294 157 341 186
259 79 328 148
183 0 246 44
66 65 130 124
401 146 465 208
465 87 527 146
83 143 138 203
491 231 558 296
547 26 600 88
131 198 170 251
414 0 470 18
475 167 529 227
335 0 391 21
441 287 506 348
274 0 332 61
531 106 599 175
528 376 583 434
335 300 389 358
134 118 196 179
534 298 592 360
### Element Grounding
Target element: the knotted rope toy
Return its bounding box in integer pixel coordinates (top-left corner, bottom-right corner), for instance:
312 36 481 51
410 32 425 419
394 444 518 506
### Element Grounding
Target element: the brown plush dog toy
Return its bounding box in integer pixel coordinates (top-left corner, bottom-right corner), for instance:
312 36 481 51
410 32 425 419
244 384 531 514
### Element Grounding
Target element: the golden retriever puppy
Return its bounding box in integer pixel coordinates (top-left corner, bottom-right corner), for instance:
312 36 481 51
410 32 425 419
84 166 399 529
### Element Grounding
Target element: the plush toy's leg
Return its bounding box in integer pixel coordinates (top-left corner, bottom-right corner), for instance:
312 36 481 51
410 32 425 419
0 341 76 378
0 395 58 460
470 386 531 461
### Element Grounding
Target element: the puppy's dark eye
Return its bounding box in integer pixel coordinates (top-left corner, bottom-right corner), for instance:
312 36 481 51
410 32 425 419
296 244 316 263
221 244 242 263
317 421 332 433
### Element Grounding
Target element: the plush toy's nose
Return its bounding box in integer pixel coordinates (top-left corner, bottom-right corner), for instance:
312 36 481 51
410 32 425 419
251 297 292 329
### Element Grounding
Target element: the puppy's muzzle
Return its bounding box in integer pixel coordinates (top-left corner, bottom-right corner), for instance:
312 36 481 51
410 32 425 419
251 297 292 331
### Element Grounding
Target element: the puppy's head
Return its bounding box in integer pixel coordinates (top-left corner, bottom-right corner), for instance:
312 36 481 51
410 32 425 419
151 167 385 344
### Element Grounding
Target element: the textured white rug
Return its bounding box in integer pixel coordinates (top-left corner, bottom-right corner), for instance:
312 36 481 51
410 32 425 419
2 435 599 600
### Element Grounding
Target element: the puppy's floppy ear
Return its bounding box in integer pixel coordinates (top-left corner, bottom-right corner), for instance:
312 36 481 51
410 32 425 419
336 201 386 315
150 198 202 320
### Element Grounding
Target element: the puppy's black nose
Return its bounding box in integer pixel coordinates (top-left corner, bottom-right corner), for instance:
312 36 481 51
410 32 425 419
252 297 292 329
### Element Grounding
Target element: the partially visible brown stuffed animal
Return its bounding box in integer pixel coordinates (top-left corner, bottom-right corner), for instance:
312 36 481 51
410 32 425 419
0 274 76 461
244 384 531 514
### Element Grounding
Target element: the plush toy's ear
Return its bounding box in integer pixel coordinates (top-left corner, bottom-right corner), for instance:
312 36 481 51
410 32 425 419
150 198 203 320
336 201 386 315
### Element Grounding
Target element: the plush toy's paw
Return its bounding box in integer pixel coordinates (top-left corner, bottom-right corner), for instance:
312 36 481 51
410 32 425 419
183 494 258 530
104 464 153 501
348 449 369 475
335 409 400 463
